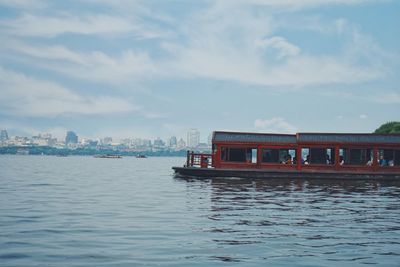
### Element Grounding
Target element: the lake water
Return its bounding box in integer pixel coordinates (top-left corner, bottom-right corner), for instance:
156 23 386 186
1 155 400 267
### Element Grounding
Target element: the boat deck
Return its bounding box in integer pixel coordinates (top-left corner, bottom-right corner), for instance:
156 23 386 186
172 166 400 180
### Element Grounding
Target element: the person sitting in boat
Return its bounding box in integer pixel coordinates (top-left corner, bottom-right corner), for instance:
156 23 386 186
339 156 345 165
366 158 373 166
326 154 331 165
285 155 292 165
388 159 394 166
293 156 297 164
304 155 310 165
379 155 388 166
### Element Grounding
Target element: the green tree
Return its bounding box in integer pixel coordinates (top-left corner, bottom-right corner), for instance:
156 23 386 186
374 121 400 134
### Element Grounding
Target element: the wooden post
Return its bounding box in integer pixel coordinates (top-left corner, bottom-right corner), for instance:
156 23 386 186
373 147 378 172
334 146 339 171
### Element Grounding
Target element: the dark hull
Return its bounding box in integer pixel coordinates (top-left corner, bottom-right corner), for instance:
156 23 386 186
172 167 400 180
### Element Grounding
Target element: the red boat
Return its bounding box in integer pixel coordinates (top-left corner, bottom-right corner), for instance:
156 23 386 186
172 131 400 180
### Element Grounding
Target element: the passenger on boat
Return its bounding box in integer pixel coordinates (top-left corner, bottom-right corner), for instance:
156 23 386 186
366 158 373 166
339 156 345 165
293 156 297 165
388 159 394 166
304 155 310 165
379 156 388 166
326 154 331 165
285 155 292 165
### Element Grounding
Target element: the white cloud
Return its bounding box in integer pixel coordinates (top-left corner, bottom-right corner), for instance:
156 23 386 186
160 2 387 87
0 0 394 94
4 42 158 84
0 67 136 117
1 14 131 37
320 90 400 105
0 0 46 10
372 92 400 104
0 13 164 39
219 0 386 9
254 117 298 133
1 0 391 88
255 36 300 58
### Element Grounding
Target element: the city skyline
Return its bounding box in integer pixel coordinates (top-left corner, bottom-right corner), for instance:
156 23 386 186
0 1 399 139
0 128 211 148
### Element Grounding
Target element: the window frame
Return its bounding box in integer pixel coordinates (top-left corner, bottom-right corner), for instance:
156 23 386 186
300 146 335 167
338 146 374 167
259 146 297 168
377 148 400 167
220 146 258 164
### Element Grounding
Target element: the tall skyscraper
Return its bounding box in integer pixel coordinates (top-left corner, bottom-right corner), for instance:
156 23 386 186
102 137 112 145
65 131 78 145
168 136 177 147
207 133 213 146
0 129 9 142
187 128 200 148
177 138 186 149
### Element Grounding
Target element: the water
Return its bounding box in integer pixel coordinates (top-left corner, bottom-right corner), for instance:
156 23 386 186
1 155 400 267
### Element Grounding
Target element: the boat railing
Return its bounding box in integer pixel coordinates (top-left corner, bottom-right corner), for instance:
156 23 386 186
186 151 213 168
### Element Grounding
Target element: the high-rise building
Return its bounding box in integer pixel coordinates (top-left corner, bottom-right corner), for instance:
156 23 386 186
0 129 9 142
187 128 200 148
65 131 78 145
207 133 213 146
102 137 112 145
168 136 177 147
153 137 165 147
177 138 186 149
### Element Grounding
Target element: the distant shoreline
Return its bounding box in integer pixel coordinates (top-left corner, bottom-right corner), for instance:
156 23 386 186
0 146 208 157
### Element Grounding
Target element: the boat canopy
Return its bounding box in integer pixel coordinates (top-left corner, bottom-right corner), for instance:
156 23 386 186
212 132 296 143
297 133 400 144
212 131 400 145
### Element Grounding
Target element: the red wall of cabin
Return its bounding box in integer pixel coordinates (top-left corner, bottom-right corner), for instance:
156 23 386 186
213 142 400 173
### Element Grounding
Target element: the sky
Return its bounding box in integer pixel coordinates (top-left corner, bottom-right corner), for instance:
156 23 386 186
0 0 399 142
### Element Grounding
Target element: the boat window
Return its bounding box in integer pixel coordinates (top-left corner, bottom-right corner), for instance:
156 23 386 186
261 148 296 164
339 148 372 166
221 147 257 163
302 147 334 165
251 148 257 164
378 149 400 166
221 147 227 161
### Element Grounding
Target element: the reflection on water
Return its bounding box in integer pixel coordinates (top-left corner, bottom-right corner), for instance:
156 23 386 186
1 156 399 267
177 177 400 265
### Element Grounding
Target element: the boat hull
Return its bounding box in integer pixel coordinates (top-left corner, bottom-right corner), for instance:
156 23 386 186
172 167 400 180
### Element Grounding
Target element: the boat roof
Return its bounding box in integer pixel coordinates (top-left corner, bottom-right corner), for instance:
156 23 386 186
213 131 296 143
297 133 400 144
213 131 400 144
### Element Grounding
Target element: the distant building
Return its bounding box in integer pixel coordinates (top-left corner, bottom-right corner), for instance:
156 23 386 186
177 138 186 150
65 131 78 145
31 133 57 147
9 136 29 146
187 128 200 148
207 133 212 146
168 136 177 147
102 137 112 145
0 129 9 142
153 137 165 147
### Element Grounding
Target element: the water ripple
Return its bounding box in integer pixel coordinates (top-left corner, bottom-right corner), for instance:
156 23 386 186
1 156 400 266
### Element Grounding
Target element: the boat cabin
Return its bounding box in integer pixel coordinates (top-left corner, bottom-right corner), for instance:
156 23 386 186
187 131 400 173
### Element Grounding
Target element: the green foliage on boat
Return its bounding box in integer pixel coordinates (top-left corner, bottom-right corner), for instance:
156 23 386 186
374 121 400 134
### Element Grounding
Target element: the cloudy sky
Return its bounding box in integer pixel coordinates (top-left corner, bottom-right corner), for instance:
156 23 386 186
0 0 399 141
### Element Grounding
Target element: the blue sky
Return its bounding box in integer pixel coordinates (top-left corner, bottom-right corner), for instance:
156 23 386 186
0 0 399 141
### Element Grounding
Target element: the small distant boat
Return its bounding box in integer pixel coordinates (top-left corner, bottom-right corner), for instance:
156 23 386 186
94 154 122 159
136 154 147 158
